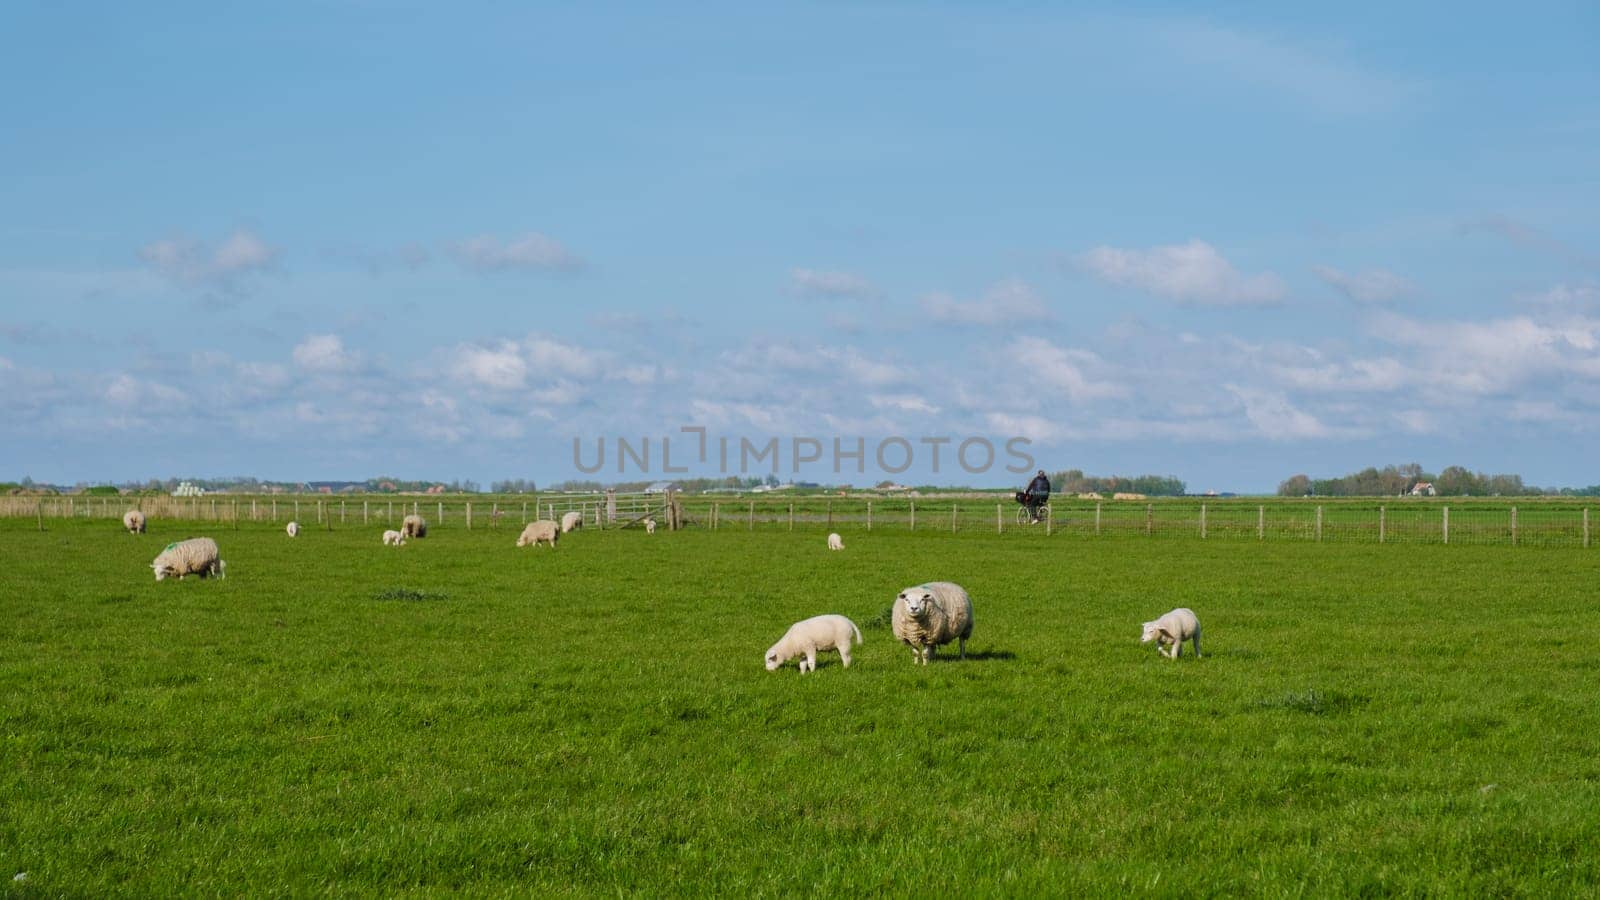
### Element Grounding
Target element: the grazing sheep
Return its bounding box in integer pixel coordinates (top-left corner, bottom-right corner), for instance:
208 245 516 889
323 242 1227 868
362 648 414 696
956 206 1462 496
122 510 146 534
516 519 559 548
560 510 584 534
1141 608 1201 659
827 532 844 551
765 614 862 673
644 517 656 534
892 582 974 665
285 521 299 538
401 514 427 539
150 537 225 581
382 529 406 546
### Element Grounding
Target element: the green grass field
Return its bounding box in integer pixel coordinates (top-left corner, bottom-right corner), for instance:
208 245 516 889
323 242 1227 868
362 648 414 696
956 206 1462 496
3 519 1598 895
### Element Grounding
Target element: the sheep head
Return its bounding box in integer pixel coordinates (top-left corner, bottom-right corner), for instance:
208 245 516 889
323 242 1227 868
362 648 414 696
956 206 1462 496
899 588 936 618
764 645 784 671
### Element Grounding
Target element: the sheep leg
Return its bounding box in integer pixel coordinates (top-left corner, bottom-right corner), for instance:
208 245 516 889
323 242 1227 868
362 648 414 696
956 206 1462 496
804 651 816 674
839 645 851 668
1193 626 1202 659
959 637 966 660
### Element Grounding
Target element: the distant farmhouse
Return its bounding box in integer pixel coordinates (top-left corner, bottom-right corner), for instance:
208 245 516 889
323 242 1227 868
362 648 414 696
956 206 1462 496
172 481 205 497
1410 482 1436 497
645 482 682 494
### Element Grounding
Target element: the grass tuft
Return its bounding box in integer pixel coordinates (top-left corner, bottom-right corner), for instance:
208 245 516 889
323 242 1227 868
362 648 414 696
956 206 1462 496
370 587 449 602
1256 689 1368 715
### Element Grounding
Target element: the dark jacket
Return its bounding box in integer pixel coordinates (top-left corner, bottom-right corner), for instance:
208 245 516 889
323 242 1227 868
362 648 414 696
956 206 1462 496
1026 473 1050 500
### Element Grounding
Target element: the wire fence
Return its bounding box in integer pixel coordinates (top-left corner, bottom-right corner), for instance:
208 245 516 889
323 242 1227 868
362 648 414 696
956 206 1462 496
3 495 1593 549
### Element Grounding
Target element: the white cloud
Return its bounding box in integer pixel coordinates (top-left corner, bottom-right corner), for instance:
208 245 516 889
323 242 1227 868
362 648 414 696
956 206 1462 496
1077 240 1286 306
867 394 941 415
1312 265 1412 304
292 334 355 373
922 278 1050 326
451 341 528 390
450 233 583 272
524 336 602 378
139 228 279 288
1227 385 1332 440
1011 338 1127 401
791 268 879 301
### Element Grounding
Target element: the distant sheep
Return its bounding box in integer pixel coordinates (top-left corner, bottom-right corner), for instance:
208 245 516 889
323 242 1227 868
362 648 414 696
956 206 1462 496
560 510 584 534
827 532 843 551
892 581 974 665
123 510 146 534
382 529 405 546
151 537 225 582
1141 608 1201 659
517 520 559 548
285 521 299 538
765 614 862 673
644 517 656 534
401 515 427 539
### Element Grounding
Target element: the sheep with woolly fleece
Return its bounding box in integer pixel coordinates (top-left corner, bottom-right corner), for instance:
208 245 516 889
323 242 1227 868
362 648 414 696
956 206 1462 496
123 510 146 534
765 614 862 673
382 529 405 546
644 517 656 534
827 532 843 551
401 515 427 539
285 521 299 538
150 537 225 581
560 510 584 534
516 519 559 548
1141 608 1201 659
892 581 974 665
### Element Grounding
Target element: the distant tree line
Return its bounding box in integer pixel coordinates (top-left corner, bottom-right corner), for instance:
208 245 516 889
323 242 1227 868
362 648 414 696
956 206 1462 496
1275 464 1592 497
1048 470 1187 497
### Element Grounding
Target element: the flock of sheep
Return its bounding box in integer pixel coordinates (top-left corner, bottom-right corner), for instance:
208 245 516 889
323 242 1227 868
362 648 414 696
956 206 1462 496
775 531 1200 670
122 508 1199 666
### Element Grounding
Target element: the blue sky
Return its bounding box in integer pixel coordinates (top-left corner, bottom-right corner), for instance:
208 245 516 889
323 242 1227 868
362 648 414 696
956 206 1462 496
3 2 1597 490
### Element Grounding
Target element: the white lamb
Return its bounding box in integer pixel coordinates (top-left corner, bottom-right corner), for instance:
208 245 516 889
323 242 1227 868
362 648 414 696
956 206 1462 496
517 520 560 548
382 529 406 546
644 517 656 534
285 521 299 538
765 614 862 673
827 532 844 551
1141 607 1202 659
892 582 974 665
150 537 225 581
560 510 583 534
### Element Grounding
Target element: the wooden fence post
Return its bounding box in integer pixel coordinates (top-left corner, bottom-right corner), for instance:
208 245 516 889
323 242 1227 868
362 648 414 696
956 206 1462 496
827 501 833 529
1095 502 1102 536
295 500 300 522
1443 506 1450 545
910 500 916 531
951 504 957 534
1585 508 1591 548
340 500 346 524
866 501 872 531
1510 506 1518 546
272 499 277 521
748 500 754 531
1258 505 1264 540
438 501 443 524
466 502 473 530
1316 505 1323 542
788 503 794 532
1200 503 1207 539
1146 504 1152 536
232 500 238 530
1379 506 1386 544
36 501 43 532
363 501 368 524
1045 505 1052 536
996 503 1002 534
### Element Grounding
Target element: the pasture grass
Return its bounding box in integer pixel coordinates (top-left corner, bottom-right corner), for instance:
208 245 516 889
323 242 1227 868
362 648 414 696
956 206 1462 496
2 518 1598 895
